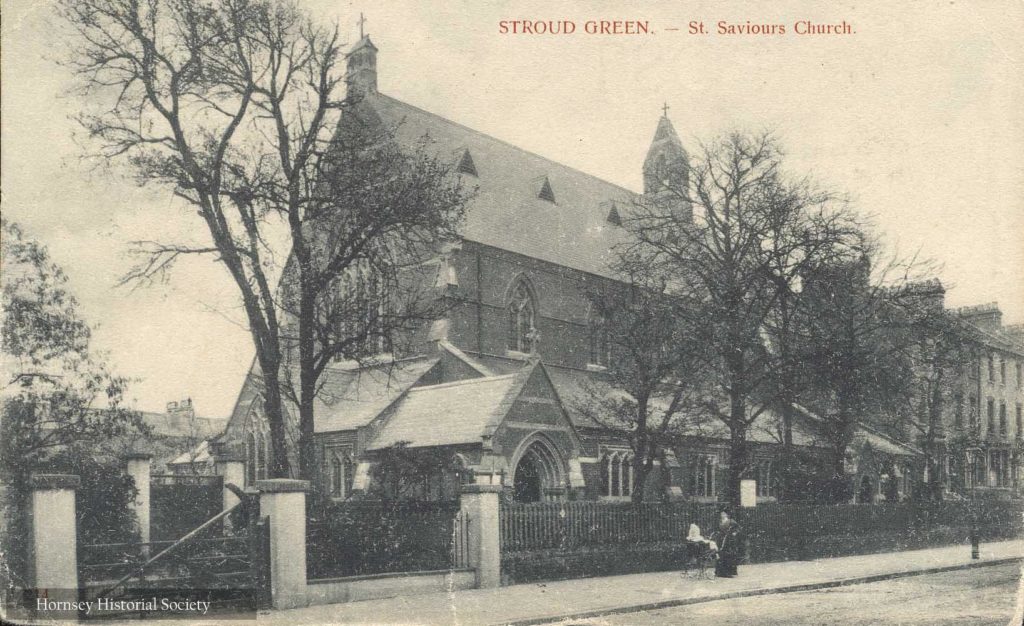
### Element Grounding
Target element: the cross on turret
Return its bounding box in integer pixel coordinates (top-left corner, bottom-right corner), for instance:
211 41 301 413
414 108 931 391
662 102 670 117
358 12 367 39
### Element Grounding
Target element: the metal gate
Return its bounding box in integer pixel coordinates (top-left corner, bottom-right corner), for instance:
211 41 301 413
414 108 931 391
77 502 270 620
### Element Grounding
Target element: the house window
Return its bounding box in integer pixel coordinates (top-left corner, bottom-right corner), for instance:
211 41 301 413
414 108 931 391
1000 357 1006 384
987 398 995 435
588 317 611 367
991 451 1004 487
954 393 964 430
988 353 995 382
969 396 978 431
599 450 633 497
1017 361 1022 388
1000 402 1008 436
327 447 355 499
755 460 774 498
508 279 537 353
694 456 715 498
1016 405 1022 440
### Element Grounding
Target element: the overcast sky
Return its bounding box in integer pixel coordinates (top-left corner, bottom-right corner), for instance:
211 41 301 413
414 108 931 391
2 0 1022 417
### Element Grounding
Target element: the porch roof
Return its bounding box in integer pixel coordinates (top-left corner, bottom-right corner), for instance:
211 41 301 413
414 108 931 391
366 373 522 449
313 356 440 433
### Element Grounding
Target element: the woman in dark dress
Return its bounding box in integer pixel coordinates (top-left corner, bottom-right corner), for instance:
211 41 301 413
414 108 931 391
712 509 743 578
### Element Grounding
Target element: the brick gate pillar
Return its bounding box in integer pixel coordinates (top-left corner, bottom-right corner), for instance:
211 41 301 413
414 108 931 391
257 479 309 609
460 483 502 588
30 474 79 620
124 452 152 546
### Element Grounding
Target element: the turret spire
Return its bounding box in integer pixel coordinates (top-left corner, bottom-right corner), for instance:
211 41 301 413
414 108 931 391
642 110 691 220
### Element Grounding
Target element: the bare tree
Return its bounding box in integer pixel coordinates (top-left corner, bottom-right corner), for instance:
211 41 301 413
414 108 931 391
623 131 857 505
58 0 467 480
885 284 975 500
577 271 706 502
792 242 927 501
278 114 467 479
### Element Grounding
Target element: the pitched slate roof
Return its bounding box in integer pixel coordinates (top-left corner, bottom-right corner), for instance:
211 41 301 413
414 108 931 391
138 411 226 438
367 373 523 449
313 356 440 433
367 94 638 278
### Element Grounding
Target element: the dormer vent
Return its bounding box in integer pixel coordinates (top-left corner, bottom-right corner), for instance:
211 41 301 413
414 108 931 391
457 149 478 176
538 177 556 204
606 204 622 226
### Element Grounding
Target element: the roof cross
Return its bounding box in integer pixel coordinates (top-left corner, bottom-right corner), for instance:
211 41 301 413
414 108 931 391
358 12 367 39
662 102 670 118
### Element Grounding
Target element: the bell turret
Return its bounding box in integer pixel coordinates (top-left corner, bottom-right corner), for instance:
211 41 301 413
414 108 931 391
642 107 691 221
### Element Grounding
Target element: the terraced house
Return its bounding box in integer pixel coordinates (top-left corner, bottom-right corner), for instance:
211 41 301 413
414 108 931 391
949 303 1024 495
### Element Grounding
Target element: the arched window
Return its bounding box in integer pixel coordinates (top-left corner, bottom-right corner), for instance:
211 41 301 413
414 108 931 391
246 432 257 486
755 460 774 498
330 455 343 496
599 450 634 497
694 456 715 498
599 455 610 495
260 433 270 479
508 279 537 353
330 261 391 360
253 432 263 482
326 447 355 499
588 316 611 368
610 454 621 496
343 455 355 497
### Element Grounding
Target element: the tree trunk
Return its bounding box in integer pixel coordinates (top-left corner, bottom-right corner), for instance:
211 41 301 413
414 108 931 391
726 388 748 506
298 288 318 483
778 400 796 501
260 367 291 478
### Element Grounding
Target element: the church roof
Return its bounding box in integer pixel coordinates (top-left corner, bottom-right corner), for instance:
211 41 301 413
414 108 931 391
367 373 523 449
364 94 638 278
312 356 440 433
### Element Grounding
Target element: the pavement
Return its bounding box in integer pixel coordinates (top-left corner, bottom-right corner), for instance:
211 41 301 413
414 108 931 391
253 539 1024 626
34 540 1019 625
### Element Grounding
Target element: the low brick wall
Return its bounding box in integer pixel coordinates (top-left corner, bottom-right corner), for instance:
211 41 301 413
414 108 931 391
306 568 476 605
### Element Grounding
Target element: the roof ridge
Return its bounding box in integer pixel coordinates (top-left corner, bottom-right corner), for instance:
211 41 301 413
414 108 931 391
408 373 518 392
374 93 640 199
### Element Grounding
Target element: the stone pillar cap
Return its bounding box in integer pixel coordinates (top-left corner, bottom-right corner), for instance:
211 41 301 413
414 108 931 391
31 474 81 490
255 479 309 493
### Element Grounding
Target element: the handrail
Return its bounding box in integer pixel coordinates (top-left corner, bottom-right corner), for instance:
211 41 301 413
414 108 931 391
93 499 243 599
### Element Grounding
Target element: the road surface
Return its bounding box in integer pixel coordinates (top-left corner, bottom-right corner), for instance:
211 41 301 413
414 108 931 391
554 562 1023 625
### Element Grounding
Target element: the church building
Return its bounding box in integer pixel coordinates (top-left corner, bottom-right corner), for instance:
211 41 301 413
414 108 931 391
216 34 924 504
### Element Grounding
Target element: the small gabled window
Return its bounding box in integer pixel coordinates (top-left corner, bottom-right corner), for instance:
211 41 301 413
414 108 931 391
606 204 622 226
538 176 556 203
457 149 478 176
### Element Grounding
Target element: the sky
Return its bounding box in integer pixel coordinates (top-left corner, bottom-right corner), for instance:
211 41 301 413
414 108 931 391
2 0 1022 417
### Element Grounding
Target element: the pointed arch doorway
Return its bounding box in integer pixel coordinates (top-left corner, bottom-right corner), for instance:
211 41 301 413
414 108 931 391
511 436 566 503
